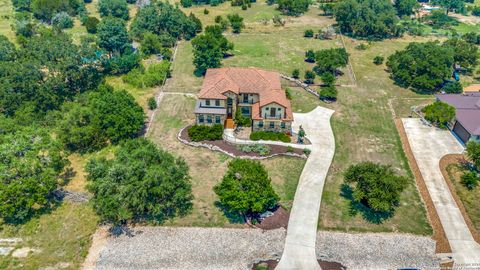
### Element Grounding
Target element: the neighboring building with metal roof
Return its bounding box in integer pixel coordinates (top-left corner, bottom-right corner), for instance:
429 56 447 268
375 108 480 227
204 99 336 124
435 93 480 144
194 67 293 133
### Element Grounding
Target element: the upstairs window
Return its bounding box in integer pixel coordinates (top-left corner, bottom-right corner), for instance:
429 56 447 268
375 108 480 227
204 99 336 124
259 121 264 127
205 100 210 106
215 100 220 106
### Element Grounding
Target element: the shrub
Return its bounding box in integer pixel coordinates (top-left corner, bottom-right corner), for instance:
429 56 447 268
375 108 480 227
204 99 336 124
303 148 311 156
292 68 300 79
52 12 73 29
305 49 315 63
461 171 479 190
98 0 129 20
422 101 456 129
287 146 294 152
242 4 247 10
355 43 368 50
122 61 171 88
443 81 463 94
466 141 480 169
250 131 290 142
320 72 335 86
204 8 209 14
237 144 271 156
285 87 292 100
187 124 223 141
373 55 384 65
84 16 99 33
227 13 245 34
180 0 192 7
473 6 480 16
304 70 316 84
304 29 314 38
234 109 252 127
319 85 337 101
147 97 157 110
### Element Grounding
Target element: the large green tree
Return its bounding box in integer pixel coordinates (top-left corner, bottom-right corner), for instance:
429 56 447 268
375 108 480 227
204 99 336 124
57 85 145 153
395 0 419 16
433 0 465 14
277 0 310 16
344 162 408 213
191 25 233 76
421 101 456 129
0 127 69 223
31 0 81 22
97 17 131 55
130 1 198 41
443 38 478 70
0 31 102 117
98 0 129 20
86 138 193 224
386 42 454 93
314 48 349 75
214 159 279 221
334 0 401 39
0 35 16 61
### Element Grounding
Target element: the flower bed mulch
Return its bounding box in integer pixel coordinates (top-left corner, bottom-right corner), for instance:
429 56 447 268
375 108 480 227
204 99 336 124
251 259 346 270
179 127 307 159
254 206 290 230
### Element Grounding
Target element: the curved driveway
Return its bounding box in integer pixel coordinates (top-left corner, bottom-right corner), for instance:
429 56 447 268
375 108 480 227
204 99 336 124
402 118 480 266
277 106 335 270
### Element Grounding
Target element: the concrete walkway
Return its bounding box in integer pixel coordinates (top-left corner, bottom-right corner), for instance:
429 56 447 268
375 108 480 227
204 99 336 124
402 118 480 266
277 106 335 270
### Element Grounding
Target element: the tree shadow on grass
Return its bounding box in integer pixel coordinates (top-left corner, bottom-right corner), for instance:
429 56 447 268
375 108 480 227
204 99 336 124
214 201 246 224
340 184 394 224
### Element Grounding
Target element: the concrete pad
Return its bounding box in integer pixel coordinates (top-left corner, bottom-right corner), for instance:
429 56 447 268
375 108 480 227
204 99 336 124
402 118 480 266
277 106 335 270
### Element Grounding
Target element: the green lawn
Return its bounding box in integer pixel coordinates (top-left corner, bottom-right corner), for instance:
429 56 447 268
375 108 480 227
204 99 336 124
446 164 480 232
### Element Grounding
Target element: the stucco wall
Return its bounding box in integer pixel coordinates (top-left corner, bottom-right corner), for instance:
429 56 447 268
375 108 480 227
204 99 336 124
261 102 285 119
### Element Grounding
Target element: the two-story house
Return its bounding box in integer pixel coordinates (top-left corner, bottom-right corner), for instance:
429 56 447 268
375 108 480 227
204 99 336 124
194 67 293 133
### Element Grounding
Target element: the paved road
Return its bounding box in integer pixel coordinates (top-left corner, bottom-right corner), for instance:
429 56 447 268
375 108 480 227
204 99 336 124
402 118 480 266
277 106 335 270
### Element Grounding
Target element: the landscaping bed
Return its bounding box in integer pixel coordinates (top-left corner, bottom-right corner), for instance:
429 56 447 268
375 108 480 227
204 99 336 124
254 206 290 230
179 126 307 159
252 259 346 270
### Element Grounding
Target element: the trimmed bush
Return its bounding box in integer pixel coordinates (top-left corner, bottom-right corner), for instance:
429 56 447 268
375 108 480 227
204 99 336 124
461 171 479 190
147 97 157 110
188 124 223 141
373 55 384 65
304 29 314 38
443 81 463 94
250 131 290 142
319 85 337 101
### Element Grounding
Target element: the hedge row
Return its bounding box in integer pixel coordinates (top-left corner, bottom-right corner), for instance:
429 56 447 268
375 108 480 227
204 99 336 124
188 124 223 142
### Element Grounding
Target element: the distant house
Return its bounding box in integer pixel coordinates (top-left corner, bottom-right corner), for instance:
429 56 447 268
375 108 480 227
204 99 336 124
194 67 293 133
435 93 480 144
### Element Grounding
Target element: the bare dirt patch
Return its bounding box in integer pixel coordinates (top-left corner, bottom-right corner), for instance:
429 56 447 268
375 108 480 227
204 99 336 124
395 118 451 253
440 154 480 245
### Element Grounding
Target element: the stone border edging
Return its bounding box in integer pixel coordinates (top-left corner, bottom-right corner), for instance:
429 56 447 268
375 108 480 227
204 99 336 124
281 74 320 98
176 126 307 160
395 118 452 254
439 154 480 245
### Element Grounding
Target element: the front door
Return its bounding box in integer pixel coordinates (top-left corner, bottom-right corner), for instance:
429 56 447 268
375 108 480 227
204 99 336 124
270 107 276 118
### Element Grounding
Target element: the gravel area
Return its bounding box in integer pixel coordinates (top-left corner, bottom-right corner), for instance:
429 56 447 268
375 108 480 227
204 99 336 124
95 227 440 270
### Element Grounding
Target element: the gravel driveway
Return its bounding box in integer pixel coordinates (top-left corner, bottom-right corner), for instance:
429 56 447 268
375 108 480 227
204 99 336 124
95 227 439 270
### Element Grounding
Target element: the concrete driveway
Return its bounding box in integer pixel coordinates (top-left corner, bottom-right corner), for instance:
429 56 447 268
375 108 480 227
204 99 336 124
402 118 480 265
277 106 335 270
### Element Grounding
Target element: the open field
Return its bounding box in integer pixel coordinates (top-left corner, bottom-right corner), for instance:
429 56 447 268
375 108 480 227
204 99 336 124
318 36 437 235
147 94 306 226
0 0 15 41
0 202 98 270
446 163 480 233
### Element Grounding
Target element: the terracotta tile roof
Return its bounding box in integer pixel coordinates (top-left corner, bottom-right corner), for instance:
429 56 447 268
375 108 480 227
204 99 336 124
198 68 287 107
